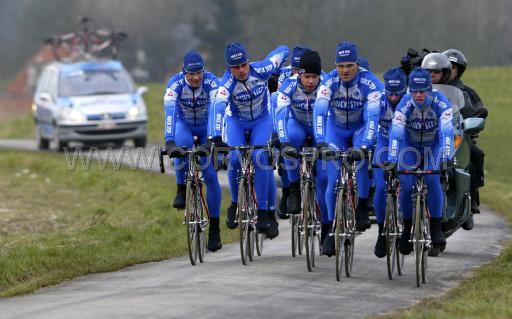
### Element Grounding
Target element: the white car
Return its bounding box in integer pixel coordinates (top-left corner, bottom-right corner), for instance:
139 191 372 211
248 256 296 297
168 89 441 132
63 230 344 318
33 60 148 151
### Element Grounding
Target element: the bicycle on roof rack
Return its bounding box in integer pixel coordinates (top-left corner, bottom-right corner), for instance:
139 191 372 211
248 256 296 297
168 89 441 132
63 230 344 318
43 16 128 63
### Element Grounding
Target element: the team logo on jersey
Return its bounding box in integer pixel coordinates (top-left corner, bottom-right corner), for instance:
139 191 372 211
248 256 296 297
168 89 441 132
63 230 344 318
166 88 174 97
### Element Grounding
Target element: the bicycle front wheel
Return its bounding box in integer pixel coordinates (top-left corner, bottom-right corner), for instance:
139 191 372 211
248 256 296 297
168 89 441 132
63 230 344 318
335 191 346 282
414 194 424 287
303 182 314 272
291 215 298 257
238 177 251 265
385 194 397 280
185 180 198 266
344 192 356 278
396 196 405 276
197 183 207 264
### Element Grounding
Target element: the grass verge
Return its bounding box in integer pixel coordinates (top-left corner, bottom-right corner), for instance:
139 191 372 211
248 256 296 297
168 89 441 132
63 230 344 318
0 149 234 297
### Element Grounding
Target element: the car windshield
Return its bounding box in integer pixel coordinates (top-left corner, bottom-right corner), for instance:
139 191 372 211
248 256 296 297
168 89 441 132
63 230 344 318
59 69 135 96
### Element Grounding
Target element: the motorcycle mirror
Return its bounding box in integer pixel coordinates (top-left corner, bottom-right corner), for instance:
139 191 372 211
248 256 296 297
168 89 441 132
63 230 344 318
462 117 485 135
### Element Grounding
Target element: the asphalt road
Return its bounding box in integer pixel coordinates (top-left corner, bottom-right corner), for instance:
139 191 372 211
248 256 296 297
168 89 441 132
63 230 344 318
0 139 510 319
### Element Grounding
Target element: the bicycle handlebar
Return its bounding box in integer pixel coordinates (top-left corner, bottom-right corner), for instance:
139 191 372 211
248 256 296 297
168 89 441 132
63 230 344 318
397 169 444 175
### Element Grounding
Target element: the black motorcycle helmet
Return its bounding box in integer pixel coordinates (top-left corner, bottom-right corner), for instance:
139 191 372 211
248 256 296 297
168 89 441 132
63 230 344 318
421 53 452 84
443 49 468 79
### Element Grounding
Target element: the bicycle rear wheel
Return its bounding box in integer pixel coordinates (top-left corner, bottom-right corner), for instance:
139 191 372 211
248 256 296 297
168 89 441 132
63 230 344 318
238 177 251 265
185 180 198 266
385 194 397 280
335 191 345 282
344 193 356 278
414 194 424 287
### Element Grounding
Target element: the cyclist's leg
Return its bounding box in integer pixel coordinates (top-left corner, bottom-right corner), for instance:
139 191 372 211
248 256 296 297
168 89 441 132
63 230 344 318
322 119 350 256
397 142 418 254
284 118 306 214
195 125 221 219
172 120 194 208
195 124 223 251
268 171 277 211
225 116 245 203
373 136 389 225
424 144 446 251
284 117 306 183
225 116 245 228
325 121 350 223
249 115 272 210
373 138 388 257
250 114 275 233
353 127 372 230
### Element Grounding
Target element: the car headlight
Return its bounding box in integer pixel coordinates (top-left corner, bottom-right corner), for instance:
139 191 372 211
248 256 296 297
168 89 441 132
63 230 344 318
127 104 147 120
59 108 87 123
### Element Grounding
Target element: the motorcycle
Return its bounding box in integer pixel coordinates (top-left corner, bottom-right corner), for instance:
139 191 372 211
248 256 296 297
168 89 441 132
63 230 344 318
433 84 485 238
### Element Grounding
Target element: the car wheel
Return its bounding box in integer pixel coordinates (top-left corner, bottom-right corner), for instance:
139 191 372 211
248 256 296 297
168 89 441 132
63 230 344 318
53 125 67 152
36 129 50 150
134 137 147 148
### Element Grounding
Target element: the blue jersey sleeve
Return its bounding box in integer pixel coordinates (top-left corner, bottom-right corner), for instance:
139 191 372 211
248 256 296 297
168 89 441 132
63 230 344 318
434 92 454 161
388 95 410 163
163 74 183 142
313 75 334 143
250 45 289 81
208 72 233 138
275 78 296 143
361 72 384 147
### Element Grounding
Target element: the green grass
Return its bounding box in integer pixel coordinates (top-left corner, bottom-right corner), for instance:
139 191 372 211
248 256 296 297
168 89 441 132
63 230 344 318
144 83 166 143
0 149 234 296
379 67 512 319
0 113 34 139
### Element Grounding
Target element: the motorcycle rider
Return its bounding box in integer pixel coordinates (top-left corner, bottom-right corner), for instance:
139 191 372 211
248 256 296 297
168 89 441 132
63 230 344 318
443 49 487 219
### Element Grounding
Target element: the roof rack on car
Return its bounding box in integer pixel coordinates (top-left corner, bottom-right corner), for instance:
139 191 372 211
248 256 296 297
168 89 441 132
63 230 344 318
43 16 128 63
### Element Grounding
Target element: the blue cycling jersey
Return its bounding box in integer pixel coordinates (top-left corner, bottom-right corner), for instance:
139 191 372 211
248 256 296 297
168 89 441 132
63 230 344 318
208 45 289 138
377 93 397 140
276 74 321 142
277 66 294 86
314 70 383 147
388 91 454 163
163 71 219 142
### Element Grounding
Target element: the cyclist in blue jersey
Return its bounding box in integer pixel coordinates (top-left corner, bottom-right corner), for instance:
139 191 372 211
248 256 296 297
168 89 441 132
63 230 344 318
275 50 330 243
163 50 223 252
372 67 407 258
270 45 310 219
387 67 453 257
208 42 289 239
314 41 383 256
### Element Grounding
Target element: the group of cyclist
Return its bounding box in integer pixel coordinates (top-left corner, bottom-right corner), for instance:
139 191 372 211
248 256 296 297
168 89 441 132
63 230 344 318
162 40 487 259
